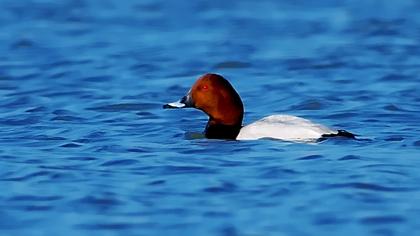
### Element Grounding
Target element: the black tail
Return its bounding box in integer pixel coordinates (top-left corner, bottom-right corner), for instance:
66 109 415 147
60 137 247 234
321 130 356 139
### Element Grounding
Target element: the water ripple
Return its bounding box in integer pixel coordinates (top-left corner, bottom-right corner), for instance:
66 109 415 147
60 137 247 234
322 182 413 192
87 103 156 112
360 215 406 225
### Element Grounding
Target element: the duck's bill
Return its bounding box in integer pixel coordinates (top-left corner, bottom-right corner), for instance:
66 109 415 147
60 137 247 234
163 93 194 109
163 101 186 109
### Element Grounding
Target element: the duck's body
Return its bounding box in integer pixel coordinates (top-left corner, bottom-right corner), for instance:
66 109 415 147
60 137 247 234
237 115 335 141
164 73 355 142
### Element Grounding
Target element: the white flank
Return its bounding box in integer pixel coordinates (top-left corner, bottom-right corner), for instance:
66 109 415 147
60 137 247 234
236 115 336 142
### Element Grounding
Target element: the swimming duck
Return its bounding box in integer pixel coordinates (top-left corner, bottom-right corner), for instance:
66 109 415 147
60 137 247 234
164 73 354 142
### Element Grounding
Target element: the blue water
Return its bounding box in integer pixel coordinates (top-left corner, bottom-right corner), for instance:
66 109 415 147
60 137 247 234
1 0 420 235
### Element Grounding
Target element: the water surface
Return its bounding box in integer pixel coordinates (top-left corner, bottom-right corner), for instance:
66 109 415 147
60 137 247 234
1 1 420 235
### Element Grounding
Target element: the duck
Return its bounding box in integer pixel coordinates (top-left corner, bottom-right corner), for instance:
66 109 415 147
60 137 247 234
163 73 355 142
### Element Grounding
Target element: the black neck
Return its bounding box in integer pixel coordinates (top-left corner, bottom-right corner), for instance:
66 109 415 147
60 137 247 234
204 122 242 140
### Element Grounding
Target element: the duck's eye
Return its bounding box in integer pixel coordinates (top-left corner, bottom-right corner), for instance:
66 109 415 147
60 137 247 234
202 85 208 90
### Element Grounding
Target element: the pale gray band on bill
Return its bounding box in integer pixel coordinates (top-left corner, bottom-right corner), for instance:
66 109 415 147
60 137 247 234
163 101 186 109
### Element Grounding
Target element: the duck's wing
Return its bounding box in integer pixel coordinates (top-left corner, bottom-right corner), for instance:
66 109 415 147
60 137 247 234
236 114 336 141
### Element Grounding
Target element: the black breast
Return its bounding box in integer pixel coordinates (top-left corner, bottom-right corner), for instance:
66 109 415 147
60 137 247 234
205 123 242 140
